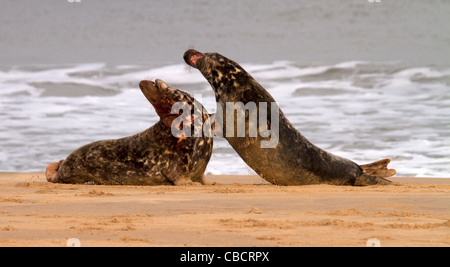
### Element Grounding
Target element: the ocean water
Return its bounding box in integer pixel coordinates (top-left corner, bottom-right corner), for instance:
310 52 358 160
0 61 449 177
0 0 449 177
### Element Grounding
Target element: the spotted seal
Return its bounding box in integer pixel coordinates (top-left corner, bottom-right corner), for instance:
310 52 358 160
184 49 395 186
45 79 213 185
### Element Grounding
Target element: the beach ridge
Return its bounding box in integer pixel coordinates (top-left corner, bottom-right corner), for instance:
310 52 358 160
1 172 449 247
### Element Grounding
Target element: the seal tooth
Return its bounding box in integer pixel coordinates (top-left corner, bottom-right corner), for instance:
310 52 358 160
156 79 169 90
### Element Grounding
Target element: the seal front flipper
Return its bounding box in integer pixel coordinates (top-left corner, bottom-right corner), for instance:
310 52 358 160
161 161 200 186
163 170 200 186
173 177 202 186
360 158 396 178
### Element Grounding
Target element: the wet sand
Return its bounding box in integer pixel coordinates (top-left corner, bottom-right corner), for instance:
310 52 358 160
0 172 449 247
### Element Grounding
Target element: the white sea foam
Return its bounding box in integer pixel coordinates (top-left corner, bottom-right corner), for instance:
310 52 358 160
0 61 449 177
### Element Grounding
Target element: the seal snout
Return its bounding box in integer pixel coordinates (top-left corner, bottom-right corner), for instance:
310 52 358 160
184 49 204 68
139 80 159 103
139 79 171 102
139 80 155 90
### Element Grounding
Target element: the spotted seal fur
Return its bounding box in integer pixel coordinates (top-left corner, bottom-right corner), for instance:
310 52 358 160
45 79 213 185
184 49 395 186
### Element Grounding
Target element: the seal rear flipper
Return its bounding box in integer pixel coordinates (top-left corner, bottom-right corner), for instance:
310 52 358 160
45 159 64 183
354 174 392 186
360 158 396 178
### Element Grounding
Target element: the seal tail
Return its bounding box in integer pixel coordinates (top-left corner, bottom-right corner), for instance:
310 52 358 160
359 158 396 178
45 159 64 183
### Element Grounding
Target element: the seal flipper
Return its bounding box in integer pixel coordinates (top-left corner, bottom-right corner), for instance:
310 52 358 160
162 166 200 186
354 174 392 186
360 158 396 178
45 159 64 183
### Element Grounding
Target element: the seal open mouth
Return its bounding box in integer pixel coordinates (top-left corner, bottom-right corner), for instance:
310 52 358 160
183 49 204 68
139 80 157 103
139 79 169 104
139 79 180 124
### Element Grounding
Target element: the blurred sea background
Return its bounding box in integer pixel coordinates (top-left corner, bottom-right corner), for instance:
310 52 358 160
0 0 449 177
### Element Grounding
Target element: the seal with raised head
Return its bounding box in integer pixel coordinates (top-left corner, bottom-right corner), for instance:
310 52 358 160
184 49 396 186
45 79 213 185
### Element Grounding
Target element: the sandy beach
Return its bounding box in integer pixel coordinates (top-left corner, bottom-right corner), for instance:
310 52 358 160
0 172 448 247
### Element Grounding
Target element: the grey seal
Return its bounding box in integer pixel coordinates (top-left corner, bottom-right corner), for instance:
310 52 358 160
45 79 213 185
184 49 395 186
